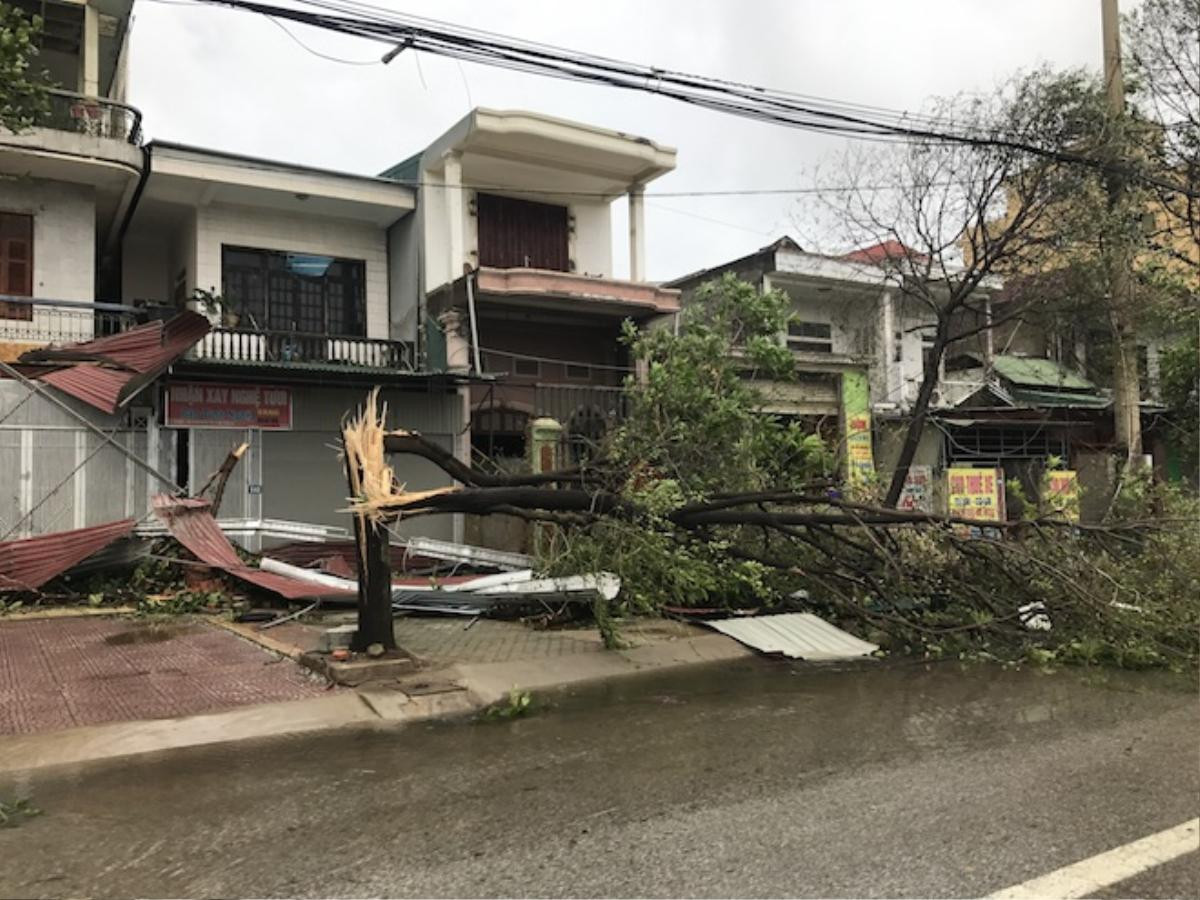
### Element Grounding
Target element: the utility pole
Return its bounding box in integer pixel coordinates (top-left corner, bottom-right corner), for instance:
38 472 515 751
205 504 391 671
1101 0 1144 467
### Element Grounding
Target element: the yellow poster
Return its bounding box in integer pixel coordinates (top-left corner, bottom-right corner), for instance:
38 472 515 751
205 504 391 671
946 467 1005 523
1045 470 1080 522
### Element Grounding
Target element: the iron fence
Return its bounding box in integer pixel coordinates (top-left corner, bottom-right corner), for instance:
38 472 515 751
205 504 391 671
43 89 143 144
0 296 137 344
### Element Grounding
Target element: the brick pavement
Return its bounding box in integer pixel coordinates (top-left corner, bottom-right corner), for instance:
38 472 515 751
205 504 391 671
0 617 329 736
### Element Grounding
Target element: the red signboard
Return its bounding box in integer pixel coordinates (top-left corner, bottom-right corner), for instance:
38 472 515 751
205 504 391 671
166 382 292 430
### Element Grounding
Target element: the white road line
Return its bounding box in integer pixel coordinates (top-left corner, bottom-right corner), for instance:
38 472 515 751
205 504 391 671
987 817 1199 899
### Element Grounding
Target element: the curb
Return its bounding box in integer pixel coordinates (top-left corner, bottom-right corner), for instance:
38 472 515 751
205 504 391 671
0 632 752 776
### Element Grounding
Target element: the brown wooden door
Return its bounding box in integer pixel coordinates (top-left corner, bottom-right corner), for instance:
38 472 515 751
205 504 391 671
476 193 569 271
0 212 33 320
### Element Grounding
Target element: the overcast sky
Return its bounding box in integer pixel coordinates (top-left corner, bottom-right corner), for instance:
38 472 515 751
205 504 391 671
129 0 1117 281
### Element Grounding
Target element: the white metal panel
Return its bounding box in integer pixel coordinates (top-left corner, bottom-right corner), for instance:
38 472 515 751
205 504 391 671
706 612 878 661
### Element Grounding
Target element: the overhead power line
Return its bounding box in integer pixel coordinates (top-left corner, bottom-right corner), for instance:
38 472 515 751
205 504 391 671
177 0 1197 198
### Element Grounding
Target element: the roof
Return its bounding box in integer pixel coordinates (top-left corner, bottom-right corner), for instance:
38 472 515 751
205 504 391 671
151 495 355 601
841 240 930 266
21 312 210 414
0 519 135 592
991 355 1096 391
704 612 879 661
149 141 412 191
1008 387 1111 409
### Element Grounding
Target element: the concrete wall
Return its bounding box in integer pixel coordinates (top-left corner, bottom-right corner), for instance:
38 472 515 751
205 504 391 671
873 419 945 508
388 212 420 345
193 203 390 339
570 199 613 277
122 229 170 303
0 178 95 302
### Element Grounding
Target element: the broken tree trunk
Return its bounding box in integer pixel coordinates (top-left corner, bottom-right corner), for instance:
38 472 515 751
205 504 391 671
198 441 249 517
344 445 396 652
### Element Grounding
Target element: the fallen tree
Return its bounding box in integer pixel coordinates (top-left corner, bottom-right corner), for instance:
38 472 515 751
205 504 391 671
344 277 1198 668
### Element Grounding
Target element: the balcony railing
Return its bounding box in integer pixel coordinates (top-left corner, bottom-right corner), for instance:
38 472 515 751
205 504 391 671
42 89 143 145
0 295 137 344
192 327 417 371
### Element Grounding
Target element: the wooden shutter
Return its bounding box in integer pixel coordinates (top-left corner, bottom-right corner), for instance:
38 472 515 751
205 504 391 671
477 193 569 272
0 213 34 321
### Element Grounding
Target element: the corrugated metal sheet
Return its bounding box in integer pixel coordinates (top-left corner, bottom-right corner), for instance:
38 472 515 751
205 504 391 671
22 313 210 414
0 519 135 592
151 494 354 600
705 612 879 661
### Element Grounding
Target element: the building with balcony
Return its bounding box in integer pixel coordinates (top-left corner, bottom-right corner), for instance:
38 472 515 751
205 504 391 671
0 1 467 542
382 108 680 463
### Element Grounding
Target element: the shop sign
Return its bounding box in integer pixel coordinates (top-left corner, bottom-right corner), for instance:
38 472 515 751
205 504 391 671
946 466 1005 522
898 465 933 512
1045 470 1080 522
167 382 292 430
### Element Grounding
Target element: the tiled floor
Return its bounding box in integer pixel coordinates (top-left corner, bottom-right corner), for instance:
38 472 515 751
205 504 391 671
0 617 329 736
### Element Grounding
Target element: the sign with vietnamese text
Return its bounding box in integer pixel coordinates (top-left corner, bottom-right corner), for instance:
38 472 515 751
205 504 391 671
1045 470 1080 522
167 382 292 430
946 467 1005 523
841 371 875 486
898 465 933 512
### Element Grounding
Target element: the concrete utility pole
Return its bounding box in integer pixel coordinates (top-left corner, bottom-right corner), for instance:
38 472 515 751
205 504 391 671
1101 0 1145 466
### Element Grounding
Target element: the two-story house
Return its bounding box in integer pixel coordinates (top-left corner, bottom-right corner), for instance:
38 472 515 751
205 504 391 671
670 237 1124 518
381 109 680 464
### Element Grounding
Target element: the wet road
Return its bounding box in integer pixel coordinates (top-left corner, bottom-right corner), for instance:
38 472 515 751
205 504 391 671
1 659 1196 898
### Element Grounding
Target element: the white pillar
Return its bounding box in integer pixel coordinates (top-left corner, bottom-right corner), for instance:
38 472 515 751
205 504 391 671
82 5 100 96
438 309 471 374
628 184 646 281
443 151 465 286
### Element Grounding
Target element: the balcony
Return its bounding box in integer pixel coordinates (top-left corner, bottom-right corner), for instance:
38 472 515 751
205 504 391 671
42 89 143 145
0 296 137 353
190 326 417 371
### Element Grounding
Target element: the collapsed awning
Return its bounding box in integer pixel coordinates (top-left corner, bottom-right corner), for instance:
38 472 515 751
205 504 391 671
0 519 136 592
151 495 354 601
20 312 211 414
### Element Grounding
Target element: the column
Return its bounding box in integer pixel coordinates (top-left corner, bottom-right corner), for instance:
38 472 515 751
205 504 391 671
443 151 465 286
82 5 100 96
628 184 646 281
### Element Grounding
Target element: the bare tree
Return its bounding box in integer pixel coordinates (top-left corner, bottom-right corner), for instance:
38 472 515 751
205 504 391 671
821 70 1108 507
1124 0 1200 261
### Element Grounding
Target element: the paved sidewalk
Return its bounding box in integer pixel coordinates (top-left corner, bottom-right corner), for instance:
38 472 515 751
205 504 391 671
0 617 330 736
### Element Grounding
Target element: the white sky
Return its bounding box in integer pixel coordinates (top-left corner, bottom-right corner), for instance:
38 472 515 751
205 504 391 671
128 0 1116 281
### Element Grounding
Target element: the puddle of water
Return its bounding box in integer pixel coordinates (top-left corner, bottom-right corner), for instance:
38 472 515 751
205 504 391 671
103 625 193 646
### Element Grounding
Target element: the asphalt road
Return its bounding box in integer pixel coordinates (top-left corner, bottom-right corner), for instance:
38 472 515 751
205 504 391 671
0 659 1196 898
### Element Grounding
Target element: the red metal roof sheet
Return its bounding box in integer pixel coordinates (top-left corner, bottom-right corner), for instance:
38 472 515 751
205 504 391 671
0 519 136 592
842 240 930 266
20 313 210 414
151 495 355 601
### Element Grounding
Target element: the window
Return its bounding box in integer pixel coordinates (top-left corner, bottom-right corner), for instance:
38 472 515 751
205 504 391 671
787 321 833 354
513 357 541 377
221 246 366 335
566 364 591 380
0 212 33 321
892 329 903 363
476 193 570 271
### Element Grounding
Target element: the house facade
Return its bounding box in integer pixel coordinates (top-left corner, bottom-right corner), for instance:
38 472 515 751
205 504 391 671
382 108 680 464
2 2 687 546
670 237 1153 520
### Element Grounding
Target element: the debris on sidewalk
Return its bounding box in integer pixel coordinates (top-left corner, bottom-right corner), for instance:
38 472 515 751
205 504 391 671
151 495 355 601
0 519 136 592
704 612 879 661
402 536 533 572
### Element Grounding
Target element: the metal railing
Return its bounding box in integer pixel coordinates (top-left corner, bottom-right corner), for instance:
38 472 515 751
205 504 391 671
42 89 143 145
0 295 137 344
192 326 417 371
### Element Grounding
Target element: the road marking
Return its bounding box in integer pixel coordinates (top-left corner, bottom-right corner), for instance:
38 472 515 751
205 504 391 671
988 817 1199 899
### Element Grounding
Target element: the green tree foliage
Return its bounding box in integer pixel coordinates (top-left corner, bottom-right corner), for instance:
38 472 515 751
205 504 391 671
0 2 49 133
550 275 833 615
